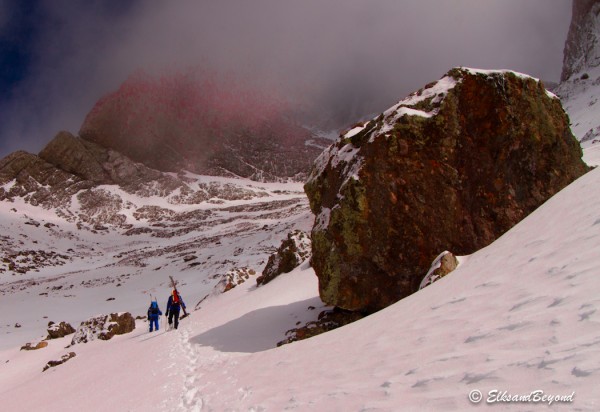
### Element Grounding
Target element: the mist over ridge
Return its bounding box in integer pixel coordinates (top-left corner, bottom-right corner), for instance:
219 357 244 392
0 0 571 157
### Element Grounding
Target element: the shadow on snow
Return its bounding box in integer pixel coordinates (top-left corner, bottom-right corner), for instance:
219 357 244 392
190 297 322 353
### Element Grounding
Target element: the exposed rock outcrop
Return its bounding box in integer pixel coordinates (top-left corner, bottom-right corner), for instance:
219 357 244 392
419 251 459 289
194 267 257 309
46 321 76 339
256 230 311 286
219 267 257 292
305 67 588 313
20 341 48 351
43 352 76 372
71 312 135 344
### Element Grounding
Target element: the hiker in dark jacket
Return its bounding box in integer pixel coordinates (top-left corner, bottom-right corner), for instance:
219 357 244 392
165 289 186 330
147 300 163 332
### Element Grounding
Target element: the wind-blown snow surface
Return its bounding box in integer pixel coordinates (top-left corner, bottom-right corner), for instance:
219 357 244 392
0 147 598 410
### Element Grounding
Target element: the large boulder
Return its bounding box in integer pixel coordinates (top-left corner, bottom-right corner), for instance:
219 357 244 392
305 67 588 313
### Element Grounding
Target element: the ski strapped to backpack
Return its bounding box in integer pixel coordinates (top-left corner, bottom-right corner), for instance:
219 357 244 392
169 275 189 319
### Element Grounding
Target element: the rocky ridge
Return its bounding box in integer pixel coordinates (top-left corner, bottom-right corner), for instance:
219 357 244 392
0 131 307 238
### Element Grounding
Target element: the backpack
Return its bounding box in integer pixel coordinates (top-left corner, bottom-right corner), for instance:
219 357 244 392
150 301 159 315
172 291 180 304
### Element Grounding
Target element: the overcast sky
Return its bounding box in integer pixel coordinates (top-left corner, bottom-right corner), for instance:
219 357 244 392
0 0 572 158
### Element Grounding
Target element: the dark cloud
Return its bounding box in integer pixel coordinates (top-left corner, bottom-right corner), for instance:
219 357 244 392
0 0 572 157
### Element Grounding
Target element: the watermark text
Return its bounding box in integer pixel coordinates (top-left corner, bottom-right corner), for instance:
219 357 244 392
468 389 575 406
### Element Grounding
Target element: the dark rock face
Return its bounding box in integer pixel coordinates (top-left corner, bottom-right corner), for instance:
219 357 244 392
71 312 135 344
561 0 600 81
46 321 76 339
256 230 311 286
305 68 588 313
79 72 329 182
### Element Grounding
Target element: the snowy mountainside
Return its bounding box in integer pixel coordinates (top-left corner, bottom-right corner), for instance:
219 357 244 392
0 173 314 351
557 0 600 146
1 150 599 411
557 64 600 146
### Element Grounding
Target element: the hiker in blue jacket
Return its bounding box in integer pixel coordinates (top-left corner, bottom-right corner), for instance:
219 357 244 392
147 300 162 332
166 289 186 330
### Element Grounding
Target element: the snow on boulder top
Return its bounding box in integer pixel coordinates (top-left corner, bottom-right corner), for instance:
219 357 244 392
383 73 459 118
462 67 537 79
307 67 559 192
375 67 558 140
461 67 559 99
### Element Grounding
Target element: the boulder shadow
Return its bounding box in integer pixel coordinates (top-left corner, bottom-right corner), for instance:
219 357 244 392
190 297 322 353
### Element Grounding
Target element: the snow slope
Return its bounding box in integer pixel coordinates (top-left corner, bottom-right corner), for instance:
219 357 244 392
557 65 600 147
0 146 599 411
